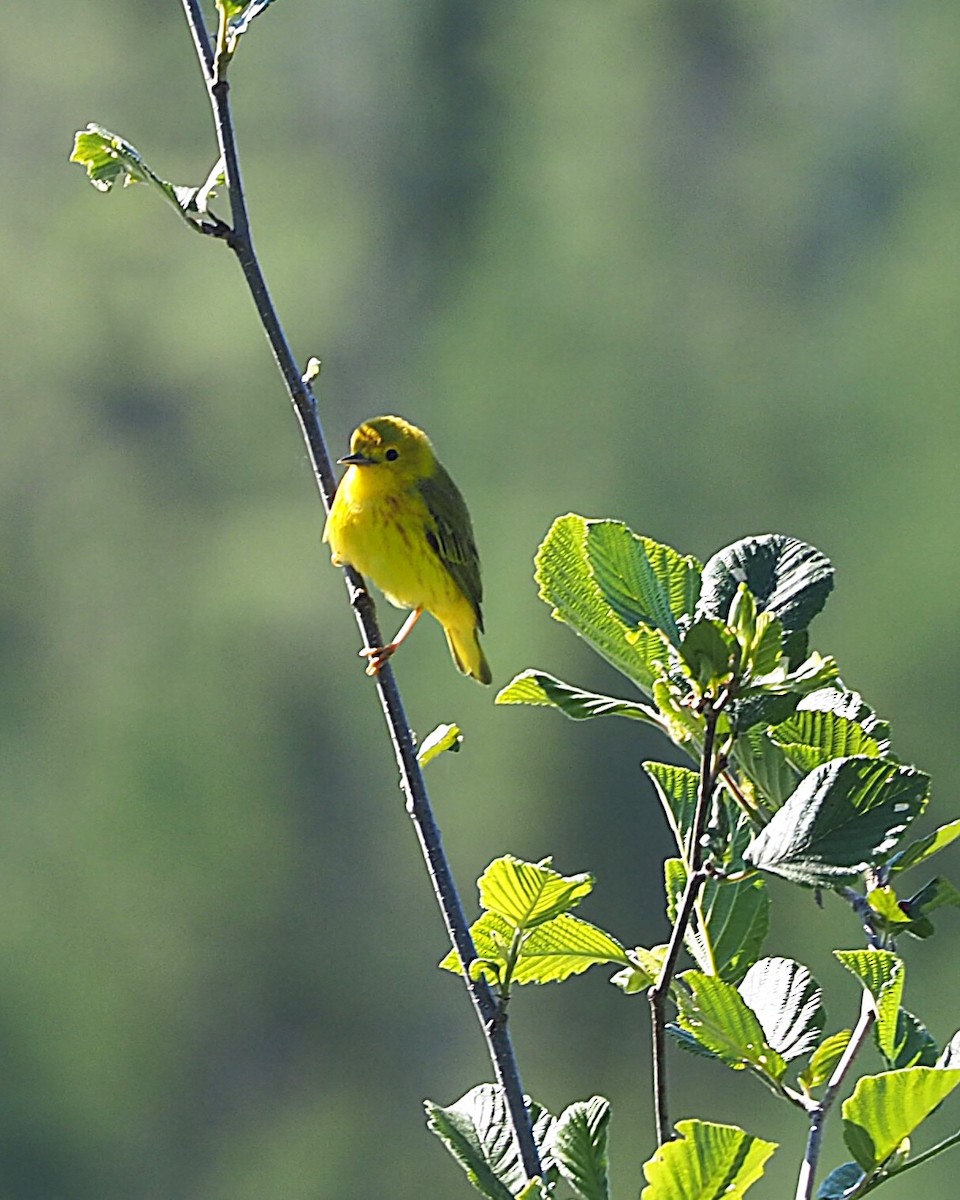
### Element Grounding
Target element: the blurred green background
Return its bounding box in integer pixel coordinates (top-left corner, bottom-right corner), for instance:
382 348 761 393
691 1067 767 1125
4 1 960 1196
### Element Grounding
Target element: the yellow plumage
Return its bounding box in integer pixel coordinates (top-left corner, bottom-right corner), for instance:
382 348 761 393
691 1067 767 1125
323 415 491 684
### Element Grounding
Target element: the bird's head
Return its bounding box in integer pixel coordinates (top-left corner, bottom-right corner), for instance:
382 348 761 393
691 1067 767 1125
339 415 437 482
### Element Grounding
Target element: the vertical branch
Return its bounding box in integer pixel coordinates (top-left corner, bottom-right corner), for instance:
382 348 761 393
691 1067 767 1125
795 890 884 1199
648 705 722 1145
795 993 876 1200
177 0 542 1183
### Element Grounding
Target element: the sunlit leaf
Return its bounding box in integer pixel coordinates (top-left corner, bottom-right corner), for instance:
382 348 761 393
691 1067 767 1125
890 819 960 874
440 911 629 986
798 1030 853 1093
478 856 594 928
738 958 824 1061
842 1067 960 1171
641 1119 776 1199
534 515 699 689
673 971 787 1081
417 722 462 767
835 949 904 1062
495 670 661 726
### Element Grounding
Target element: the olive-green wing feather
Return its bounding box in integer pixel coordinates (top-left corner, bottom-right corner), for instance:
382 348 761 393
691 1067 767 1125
418 464 484 629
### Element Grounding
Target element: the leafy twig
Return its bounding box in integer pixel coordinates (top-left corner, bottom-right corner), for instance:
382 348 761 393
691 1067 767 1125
175 0 543 1182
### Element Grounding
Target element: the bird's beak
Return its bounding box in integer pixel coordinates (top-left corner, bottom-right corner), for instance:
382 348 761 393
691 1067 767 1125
338 451 376 466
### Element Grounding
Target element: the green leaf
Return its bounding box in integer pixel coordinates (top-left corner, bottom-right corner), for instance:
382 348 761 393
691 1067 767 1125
664 859 769 984
644 763 700 855
771 709 887 775
901 876 960 923
534 515 699 689
495 670 661 726
417 722 462 767
744 758 929 887
425 1085 555 1199
888 1009 939 1069
798 1030 853 1092
738 958 824 1062
550 1097 611 1200
678 619 738 691
674 971 787 1081
816 1162 864 1199
890 819 960 874
842 1067 960 1171
478 856 594 929
610 944 669 994
835 949 904 1062
70 125 217 227
698 535 834 636
440 912 629 986
641 1119 777 1199
732 726 801 811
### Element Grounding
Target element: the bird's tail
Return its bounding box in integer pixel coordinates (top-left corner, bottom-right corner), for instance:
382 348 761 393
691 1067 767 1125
445 623 492 685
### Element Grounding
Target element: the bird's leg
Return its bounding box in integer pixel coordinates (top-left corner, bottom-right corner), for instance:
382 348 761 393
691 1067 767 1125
361 608 424 675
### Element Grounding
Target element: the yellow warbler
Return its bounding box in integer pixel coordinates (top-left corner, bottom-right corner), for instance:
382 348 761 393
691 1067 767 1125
323 415 491 684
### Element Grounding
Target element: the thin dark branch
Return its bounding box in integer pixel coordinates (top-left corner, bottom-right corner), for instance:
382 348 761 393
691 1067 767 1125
648 703 722 1145
177 0 541 1182
795 991 876 1200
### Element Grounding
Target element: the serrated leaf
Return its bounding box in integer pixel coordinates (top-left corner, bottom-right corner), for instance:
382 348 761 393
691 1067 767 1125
664 859 769 984
641 1118 777 1199
417 722 462 767
835 950 904 1062
644 762 700 855
534 515 699 689
816 1162 864 1198
675 971 787 1081
495 670 661 725
842 1067 960 1171
440 912 629 986
479 856 594 928
799 688 890 740
610 944 669 994
799 1029 853 1092
771 710 886 775
738 958 824 1061
744 757 929 887
698 535 834 636
550 1097 611 1200
891 819 960 874
425 1085 555 1199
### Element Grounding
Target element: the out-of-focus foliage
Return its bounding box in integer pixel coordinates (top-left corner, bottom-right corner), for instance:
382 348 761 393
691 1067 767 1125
3 1 960 1196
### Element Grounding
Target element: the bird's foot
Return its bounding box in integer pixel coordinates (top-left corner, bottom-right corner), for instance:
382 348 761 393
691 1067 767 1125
360 643 398 676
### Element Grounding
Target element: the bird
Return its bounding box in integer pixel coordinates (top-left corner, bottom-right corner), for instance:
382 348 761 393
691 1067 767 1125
323 415 492 684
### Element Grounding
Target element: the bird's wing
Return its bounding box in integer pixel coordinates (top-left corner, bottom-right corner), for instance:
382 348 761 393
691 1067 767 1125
418 465 484 629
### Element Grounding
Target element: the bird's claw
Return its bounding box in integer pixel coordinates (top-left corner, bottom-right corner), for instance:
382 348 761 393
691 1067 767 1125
360 644 398 675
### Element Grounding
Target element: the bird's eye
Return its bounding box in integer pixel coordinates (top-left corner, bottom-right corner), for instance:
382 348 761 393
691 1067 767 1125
385 448 399 461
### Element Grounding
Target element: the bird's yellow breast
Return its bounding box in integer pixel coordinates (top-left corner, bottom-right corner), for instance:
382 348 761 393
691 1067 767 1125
324 467 471 624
